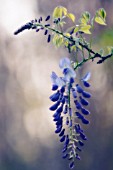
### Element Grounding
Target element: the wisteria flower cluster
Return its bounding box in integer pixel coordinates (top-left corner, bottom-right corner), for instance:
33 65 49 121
14 5 113 169
49 57 91 168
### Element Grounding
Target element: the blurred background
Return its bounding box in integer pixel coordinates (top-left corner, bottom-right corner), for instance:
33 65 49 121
0 0 113 170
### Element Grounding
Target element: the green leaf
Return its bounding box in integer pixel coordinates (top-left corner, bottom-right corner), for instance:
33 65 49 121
71 45 76 52
79 25 91 34
53 7 62 18
95 16 106 25
95 8 107 25
67 13 76 22
52 34 64 47
98 8 106 19
74 26 79 33
107 46 113 54
80 18 87 25
59 21 66 27
80 11 90 24
64 33 71 38
82 11 90 22
52 6 67 19
66 26 76 33
62 7 67 16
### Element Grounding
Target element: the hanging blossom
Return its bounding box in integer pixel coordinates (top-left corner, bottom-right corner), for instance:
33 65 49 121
49 57 91 169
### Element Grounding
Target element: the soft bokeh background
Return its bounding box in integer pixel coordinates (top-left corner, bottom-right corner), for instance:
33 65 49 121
0 0 113 170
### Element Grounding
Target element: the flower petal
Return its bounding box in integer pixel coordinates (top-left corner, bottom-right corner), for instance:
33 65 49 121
76 153 81 160
74 100 82 110
59 129 65 137
60 135 65 142
81 107 90 115
52 84 58 91
49 91 60 102
63 104 68 114
45 15 50 21
78 140 84 146
83 81 90 87
71 88 77 98
62 153 68 159
82 72 91 81
82 117 90 124
69 161 75 169
63 68 76 81
51 72 58 83
76 84 83 93
57 104 64 113
82 91 91 98
59 57 71 69
79 96 89 106
49 101 60 111
55 126 62 133
65 135 70 145
79 132 87 140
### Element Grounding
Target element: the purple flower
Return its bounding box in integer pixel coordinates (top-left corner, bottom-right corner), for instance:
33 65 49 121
50 57 92 168
45 15 50 21
44 29 48 35
79 96 89 106
82 72 91 81
82 91 91 98
63 67 76 82
62 153 68 159
76 84 83 93
47 34 51 42
49 91 60 102
81 107 90 115
69 161 74 169
59 129 65 137
52 84 58 91
51 72 65 87
59 57 71 69
60 135 65 142
82 72 91 87
49 101 60 111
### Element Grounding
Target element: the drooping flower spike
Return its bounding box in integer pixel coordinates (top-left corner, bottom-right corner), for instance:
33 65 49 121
14 16 51 43
49 57 91 169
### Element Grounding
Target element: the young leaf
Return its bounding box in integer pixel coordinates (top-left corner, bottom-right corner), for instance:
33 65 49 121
67 13 76 22
80 11 90 25
71 45 76 52
52 34 64 47
95 8 107 25
53 6 67 19
79 25 91 34
82 11 90 22
74 26 79 33
62 7 67 16
59 21 66 27
53 6 63 18
95 16 106 25
107 46 113 54
64 33 71 38
98 8 106 20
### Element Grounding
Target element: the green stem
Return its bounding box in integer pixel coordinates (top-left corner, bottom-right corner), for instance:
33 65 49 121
74 56 93 70
68 83 73 138
15 22 113 64
34 23 113 67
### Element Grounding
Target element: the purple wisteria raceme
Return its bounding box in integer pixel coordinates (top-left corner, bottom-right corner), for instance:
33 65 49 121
14 15 51 41
49 57 91 169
